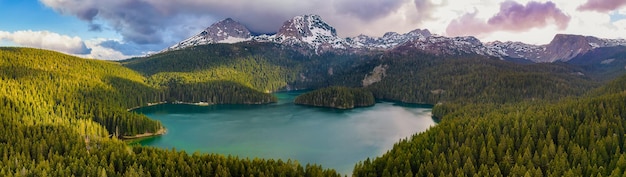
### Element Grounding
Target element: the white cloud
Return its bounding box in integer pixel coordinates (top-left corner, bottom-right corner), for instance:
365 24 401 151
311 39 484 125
79 39 141 60
0 30 141 60
0 30 92 54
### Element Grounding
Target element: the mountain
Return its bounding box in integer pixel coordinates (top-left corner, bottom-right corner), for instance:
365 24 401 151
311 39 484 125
487 34 626 63
273 14 346 52
165 18 252 51
163 15 434 54
393 35 493 56
163 14 626 64
350 29 431 49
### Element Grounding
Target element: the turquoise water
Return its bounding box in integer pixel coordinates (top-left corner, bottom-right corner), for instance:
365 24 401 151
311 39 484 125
136 91 436 175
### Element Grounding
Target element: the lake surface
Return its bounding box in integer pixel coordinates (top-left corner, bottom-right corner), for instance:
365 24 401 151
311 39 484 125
135 91 436 175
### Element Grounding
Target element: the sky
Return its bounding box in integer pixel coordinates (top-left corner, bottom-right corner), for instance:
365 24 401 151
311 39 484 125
1 0 625 60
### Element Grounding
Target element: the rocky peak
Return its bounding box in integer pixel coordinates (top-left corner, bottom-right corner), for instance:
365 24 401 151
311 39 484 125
276 14 338 42
542 34 594 62
164 18 251 51
204 18 252 41
406 29 432 39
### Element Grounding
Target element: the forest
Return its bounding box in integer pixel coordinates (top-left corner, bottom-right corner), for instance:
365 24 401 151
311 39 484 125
353 74 626 177
1 42 626 176
0 47 339 176
294 86 375 109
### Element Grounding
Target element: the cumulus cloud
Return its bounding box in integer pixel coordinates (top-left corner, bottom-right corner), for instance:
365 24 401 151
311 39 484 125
79 39 142 60
578 0 626 12
446 1 571 37
39 0 436 44
0 30 92 54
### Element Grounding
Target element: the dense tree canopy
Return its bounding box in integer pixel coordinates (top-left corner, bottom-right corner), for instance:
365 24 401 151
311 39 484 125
2 42 626 177
294 86 375 109
0 47 338 176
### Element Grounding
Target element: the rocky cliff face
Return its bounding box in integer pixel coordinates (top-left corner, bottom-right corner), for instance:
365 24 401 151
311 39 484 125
542 34 596 62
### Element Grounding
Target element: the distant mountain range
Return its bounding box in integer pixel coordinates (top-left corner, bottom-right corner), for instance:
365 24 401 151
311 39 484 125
163 14 626 63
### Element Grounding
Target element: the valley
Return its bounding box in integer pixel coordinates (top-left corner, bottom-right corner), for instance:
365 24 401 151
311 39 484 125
1 13 626 177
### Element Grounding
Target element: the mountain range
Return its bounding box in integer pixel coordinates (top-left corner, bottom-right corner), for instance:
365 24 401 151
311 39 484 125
163 14 626 63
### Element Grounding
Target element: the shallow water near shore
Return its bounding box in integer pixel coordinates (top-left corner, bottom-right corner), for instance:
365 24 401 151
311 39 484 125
135 91 436 175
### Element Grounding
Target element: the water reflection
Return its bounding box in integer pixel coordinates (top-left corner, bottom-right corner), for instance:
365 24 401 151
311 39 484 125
135 92 436 175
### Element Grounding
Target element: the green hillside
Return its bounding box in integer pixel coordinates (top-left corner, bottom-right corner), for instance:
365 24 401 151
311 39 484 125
0 47 338 176
123 43 304 92
126 43 596 107
353 71 626 177
4 44 626 176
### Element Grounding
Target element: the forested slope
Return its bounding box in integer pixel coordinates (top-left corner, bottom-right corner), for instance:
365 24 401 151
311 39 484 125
126 43 597 107
0 47 339 176
353 72 626 177
294 86 375 109
0 47 162 137
123 43 304 92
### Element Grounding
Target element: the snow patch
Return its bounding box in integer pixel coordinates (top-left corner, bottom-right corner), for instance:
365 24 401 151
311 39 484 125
219 36 249 44
601 59 615 64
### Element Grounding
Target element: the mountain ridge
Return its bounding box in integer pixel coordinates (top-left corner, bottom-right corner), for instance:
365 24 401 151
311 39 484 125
164 14 626 63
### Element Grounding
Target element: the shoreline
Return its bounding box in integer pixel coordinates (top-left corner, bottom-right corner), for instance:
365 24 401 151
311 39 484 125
121 127 167 140
126 101 214 111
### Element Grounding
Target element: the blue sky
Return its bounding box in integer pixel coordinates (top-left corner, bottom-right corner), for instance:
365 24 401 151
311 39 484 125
1 0 625 60
0 0 118 44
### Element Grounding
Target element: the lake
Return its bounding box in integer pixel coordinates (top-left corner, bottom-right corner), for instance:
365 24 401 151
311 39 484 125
135 91 436 175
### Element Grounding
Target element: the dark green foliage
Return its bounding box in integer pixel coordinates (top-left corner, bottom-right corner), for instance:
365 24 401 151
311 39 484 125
166 81 277 104
124 43 303 92
294 86 375 109
5 42 626 177
353 73 626 177
363 52 595 104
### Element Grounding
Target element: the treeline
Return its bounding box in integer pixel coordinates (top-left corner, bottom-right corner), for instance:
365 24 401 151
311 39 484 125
353 73 626 176
166 81 277 104
294 86 375 109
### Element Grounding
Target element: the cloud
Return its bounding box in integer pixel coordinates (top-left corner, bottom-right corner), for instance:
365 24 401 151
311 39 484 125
0 30 92 54
39 0 435 44
446 1 571 37
577 0 626 12
98 40 162 56
88 23 103 32
79 39 143 60
41 0 167 44
334 0 408 21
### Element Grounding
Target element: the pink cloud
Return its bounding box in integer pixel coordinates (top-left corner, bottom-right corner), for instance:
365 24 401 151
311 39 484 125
578 0 626 12
446 1 571 37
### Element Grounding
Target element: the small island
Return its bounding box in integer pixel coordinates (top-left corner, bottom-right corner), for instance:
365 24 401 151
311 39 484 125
294 86 375 109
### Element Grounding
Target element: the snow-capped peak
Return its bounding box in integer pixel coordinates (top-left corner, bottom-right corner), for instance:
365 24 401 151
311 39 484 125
163 18 251 52
274 14 344 51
